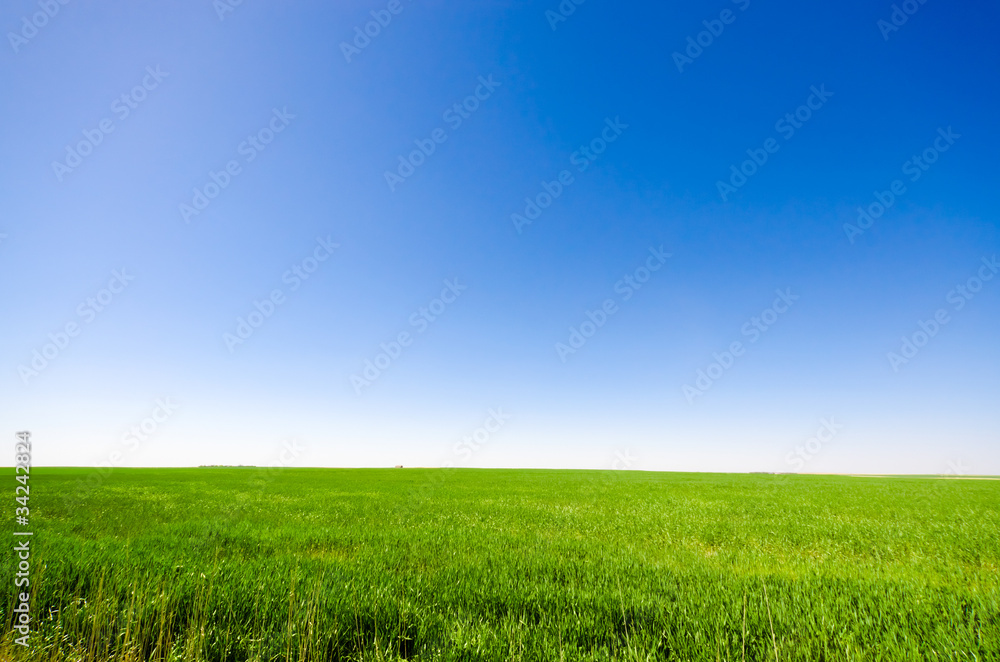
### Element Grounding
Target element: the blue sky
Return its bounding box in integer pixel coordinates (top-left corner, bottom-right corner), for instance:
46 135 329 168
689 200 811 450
2 0 997 474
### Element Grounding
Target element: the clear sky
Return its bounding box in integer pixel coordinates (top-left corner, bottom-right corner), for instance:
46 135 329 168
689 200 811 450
1 0 997 474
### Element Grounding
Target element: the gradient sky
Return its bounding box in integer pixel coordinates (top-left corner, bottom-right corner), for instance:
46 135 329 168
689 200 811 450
2 0 997 474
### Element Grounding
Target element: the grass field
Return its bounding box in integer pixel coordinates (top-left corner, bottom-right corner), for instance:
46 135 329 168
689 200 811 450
2 467 998 661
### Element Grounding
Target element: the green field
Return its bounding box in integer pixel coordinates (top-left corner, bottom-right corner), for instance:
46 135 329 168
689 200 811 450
2 468 998 661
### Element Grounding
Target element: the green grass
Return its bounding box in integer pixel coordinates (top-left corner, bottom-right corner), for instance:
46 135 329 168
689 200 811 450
2 468 999 661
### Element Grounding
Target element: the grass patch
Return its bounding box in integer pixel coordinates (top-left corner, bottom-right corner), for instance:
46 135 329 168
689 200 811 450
2 468 998 660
